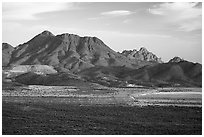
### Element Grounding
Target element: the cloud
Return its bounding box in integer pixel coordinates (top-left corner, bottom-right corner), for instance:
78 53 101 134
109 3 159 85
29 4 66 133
88 10 133 21
88 10 134 22
3 2 75 20
149 2 202 31
101 10 133 17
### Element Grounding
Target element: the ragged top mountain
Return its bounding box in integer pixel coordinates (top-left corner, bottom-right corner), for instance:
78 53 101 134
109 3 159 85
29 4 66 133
2 30 202 87
121 48 162 63
4 31 155 72
169 56 184 63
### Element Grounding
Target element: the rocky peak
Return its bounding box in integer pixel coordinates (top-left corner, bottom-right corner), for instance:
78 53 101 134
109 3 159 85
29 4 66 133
139 47 148 53
2 43 14 50
56 33 80 41
40 30 54 36
169 57 184 63
83 36 105 46
56 34 104 45
121 49 137 56
121 47 162 63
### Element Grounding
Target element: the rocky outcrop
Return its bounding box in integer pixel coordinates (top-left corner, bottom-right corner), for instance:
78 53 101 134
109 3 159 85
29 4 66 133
40 30 55 36
169 57 184 63
121 47 162 63
2 43 14 67
2 31 202 87
7 31 150 72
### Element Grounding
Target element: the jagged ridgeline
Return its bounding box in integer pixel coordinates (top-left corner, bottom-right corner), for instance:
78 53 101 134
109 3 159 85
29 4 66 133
120 47 162 63
2 30 202 87
3 31 160 71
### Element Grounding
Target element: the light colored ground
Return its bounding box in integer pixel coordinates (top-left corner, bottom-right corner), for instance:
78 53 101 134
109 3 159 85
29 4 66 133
128 88 202 107
2 85 202 107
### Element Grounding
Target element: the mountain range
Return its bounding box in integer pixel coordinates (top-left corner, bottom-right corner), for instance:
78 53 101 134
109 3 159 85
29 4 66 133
2 31 202 87
121 48 162 63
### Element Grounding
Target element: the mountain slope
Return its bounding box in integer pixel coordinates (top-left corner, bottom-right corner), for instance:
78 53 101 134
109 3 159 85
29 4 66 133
121 47 162 63
8 31 154 72
2 43 14 67
2 31 201 87
169 56 184 63
120 59 202 87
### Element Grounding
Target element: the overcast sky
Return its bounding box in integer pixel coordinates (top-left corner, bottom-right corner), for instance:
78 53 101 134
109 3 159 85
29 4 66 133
2 2 202 63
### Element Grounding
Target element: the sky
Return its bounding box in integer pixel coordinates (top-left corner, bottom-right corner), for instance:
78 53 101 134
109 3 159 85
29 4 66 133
2 2 202 63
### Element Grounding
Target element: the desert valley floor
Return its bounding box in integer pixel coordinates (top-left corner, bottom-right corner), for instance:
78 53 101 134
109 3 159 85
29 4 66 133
2 86 202 135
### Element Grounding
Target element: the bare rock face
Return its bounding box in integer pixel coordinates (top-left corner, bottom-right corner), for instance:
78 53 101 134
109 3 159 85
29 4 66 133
2 43 14 66
121 47 162 63
7 31 144 72
169 56 184 63
2 31 202 87
40 30 55 36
